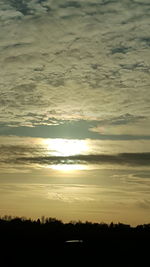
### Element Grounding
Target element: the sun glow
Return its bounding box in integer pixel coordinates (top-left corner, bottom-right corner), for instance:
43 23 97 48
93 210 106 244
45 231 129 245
43 139 88 157
51 164 87 171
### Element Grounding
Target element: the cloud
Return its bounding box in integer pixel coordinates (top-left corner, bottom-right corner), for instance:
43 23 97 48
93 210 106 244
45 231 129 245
0 0 149 130
89 114 150 137
111 172 150 209
136 200 150 210
0 136 150 173
1 180 149 218
1 0 51 17
47 188 94 203
0 183 96 204
13 152 150 167
1 120 150 139
112 172 150 187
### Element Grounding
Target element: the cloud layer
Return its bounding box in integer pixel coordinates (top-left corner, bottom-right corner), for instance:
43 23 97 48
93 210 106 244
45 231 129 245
0 0 150 130
0 136 150 171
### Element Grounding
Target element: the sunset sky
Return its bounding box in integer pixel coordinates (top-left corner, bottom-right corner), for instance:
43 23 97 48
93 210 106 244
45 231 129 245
0 0 150 225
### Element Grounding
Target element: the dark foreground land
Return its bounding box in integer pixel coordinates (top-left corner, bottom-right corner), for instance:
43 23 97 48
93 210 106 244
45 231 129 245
0 217 149 267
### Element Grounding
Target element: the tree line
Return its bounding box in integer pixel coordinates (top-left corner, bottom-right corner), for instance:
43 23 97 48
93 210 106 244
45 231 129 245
0 215 149 266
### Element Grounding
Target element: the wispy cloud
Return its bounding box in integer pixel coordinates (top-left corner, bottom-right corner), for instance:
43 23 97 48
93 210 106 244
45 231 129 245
89 114 150 137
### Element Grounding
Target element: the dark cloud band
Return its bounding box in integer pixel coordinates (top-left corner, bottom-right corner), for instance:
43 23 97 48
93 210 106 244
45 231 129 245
15 153 150 166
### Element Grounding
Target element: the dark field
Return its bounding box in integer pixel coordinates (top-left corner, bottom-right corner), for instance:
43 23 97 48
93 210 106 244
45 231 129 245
0 217 149 266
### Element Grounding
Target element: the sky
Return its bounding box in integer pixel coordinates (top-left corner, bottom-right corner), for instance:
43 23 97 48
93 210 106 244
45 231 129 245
0 0 150 225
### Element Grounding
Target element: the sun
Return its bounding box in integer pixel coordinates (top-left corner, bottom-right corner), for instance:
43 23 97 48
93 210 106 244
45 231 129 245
41 139 89 171
43 139 88 157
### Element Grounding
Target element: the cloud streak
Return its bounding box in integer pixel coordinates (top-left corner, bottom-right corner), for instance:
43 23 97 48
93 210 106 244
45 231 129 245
15 152 150 167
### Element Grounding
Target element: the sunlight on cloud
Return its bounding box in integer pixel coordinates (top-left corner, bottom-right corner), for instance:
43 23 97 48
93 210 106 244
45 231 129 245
50 164 87 172
41 138 90 171
0 136 150 173
42 138 89 156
